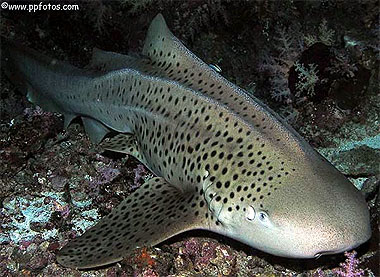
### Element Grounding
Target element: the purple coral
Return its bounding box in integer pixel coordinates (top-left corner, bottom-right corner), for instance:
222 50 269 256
133 164 149 189
333 251 365 277
182 238 218 267
90 166 120 187
98 167 120 184
88 165 120 197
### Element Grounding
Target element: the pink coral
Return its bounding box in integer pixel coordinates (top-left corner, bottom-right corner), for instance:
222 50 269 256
23 106 56 130
23 106 52 120
333 251 365 277
139 268 159 277
53 200 70 219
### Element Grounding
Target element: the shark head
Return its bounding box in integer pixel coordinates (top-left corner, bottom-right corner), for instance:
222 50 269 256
216 154 371 258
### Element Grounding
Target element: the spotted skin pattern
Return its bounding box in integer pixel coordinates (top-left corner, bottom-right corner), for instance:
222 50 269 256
2 14 371 269
59 177 208 268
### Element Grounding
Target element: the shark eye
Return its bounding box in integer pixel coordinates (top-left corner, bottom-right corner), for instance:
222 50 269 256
258 211 270 224
246 205 256 221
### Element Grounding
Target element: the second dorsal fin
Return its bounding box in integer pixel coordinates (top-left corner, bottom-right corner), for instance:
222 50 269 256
89 48 151 73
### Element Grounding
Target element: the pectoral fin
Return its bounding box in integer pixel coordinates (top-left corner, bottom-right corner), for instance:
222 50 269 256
100 133 154 173
82 117 110 144
56 177 208 269
63 114 76 129
101 133 143 159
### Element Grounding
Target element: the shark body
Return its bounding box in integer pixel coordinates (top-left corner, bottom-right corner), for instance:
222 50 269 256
2 14 371 269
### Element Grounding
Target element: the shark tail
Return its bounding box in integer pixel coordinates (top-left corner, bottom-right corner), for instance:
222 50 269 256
1 37 89 114
1 37 111 141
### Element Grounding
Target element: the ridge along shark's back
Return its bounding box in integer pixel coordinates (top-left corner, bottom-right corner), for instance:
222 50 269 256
2 13 371 269
91 14 313 155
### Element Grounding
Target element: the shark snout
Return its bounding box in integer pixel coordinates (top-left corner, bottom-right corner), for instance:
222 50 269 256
313 213 371 258
311 188 372 258
314 235 370 258
266 171 372 259
314 242 363 258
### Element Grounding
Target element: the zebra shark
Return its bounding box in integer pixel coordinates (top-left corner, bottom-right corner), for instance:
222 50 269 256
2 14 371 269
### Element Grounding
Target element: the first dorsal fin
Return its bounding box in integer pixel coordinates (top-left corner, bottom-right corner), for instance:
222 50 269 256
142 13 219 87
88 13 234 97
87 13 221 92
56 177 209 269
142 14 305 149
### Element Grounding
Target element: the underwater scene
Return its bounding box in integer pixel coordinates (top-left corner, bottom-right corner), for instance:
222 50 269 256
0 0 379 276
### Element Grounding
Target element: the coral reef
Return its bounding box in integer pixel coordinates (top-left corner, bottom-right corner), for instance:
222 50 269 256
0 0 378 276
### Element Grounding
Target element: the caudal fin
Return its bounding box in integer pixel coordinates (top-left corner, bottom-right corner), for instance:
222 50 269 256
1 36 88 114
